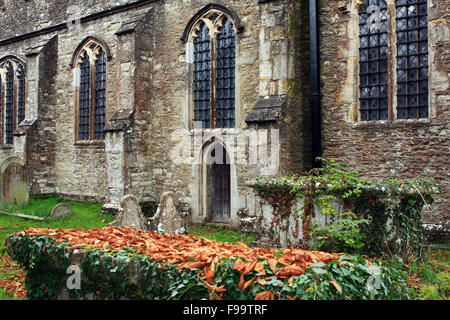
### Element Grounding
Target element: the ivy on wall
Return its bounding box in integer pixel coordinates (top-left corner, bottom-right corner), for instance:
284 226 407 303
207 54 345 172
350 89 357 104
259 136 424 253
249 158 440 260
6 234 415 300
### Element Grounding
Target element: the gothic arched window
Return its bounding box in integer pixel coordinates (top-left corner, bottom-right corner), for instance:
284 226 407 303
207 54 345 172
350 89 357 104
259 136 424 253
4 63 14 145
71 37 110 141
0 57 26 145
190 11 237 129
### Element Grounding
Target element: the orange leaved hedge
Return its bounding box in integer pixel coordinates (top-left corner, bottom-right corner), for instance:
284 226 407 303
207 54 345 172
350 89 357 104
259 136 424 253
6 226 410 300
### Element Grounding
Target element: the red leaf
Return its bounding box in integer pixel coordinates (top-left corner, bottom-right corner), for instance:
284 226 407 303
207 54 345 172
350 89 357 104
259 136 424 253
254 290 273 300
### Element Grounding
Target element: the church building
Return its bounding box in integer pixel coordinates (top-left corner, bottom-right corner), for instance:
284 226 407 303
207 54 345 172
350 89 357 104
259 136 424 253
0 0 448 227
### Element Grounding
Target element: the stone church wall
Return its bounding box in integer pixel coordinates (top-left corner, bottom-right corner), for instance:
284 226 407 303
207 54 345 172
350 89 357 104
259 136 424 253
0 0 310 225
319 0 449 224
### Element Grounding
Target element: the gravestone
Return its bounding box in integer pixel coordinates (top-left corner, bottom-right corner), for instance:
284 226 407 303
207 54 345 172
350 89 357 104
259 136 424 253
153 192 188 234
1 157 28 206
50 203 74 218
109 195 149 230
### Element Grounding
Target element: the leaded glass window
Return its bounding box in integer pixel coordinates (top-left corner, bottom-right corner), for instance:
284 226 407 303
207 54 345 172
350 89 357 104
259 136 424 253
95 50 106 140
193 23 211 129
216 18 236 128
191 14 236 129
359 0 389 121
74 38 109 141
5 63 14 145
79 52 91 141
0 59 26 145
396 0 428 119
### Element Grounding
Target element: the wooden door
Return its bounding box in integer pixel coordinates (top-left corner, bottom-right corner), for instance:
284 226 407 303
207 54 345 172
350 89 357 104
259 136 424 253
210 146 230 222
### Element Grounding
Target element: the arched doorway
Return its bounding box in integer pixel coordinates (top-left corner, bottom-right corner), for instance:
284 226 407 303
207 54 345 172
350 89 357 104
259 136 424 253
209 144 230 223
192 139 238 225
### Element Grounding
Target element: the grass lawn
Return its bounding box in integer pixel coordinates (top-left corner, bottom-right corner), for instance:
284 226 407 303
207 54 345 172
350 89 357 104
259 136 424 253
406 249 449 299
0 196 115 300
188 223 257 245
0 196 448 300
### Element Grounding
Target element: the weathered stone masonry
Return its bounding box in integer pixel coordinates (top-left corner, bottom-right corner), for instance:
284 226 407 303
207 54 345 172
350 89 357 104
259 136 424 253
319 0 449 225
0 0 447 227
0 0 310 227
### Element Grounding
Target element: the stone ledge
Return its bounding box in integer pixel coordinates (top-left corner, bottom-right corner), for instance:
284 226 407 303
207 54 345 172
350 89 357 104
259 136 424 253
74 140 105 148
104 109 135 132
245 95 287 124
351 118 434 130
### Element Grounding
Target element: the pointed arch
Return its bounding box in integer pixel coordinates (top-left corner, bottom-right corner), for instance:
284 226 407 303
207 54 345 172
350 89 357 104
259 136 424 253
0 55 26 70
181 3 244 43
0 56 26 145
69 36 112 68
72 36 110 141
185 5 238 129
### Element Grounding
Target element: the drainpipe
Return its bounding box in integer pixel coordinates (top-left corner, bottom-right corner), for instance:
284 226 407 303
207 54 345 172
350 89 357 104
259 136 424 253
309 0 322 168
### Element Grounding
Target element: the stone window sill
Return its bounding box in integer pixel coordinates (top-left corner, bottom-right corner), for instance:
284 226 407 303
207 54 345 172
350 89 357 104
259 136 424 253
0 144 14 150
74 140 105 148
352 118 432 129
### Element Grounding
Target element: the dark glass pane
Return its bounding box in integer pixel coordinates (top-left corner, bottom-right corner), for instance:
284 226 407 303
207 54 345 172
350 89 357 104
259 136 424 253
398 96 407 108
419 94 428 106
419 80 428 93
397 108 407 119
419 107 428 118
408 56 418 67
397 19 407 31
408 43 417 55
408 82 418 94
398 44 407 56
408 95 418 107
398 32 407 43
408 30 418 42
398 57 407 68
361 99 369 110
408 69 417 81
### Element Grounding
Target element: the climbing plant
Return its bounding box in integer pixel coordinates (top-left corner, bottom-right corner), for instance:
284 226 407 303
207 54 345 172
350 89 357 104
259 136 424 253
6 233 415 300
250 158 440 260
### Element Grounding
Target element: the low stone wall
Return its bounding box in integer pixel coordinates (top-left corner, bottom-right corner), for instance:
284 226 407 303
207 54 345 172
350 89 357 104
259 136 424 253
245 172 440 258
240 198 345 248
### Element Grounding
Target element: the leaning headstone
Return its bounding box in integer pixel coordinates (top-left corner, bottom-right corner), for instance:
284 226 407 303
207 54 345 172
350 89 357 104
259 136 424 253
109 195 149 231
153 192 188 234
50 203 74 218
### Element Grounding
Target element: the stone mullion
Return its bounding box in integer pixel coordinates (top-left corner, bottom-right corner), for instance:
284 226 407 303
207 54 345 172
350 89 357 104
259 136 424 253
0 73 3 145
74 67 80 142
89 59 96 141
210 36 217 129
13 70 17 135
387 2 395 121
